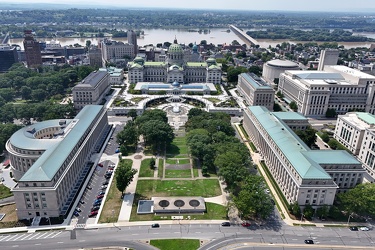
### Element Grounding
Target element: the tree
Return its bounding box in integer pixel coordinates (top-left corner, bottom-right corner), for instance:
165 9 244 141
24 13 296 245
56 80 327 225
294 127 317 147
289 201 301 217
20 86 32 100
248 66 261 76
115 160 137 197
117 121 138 147
273 103 282 112
289 101 298 111
233 175 274 219
226 66 248 83
321 132 330 143
138 120 174 152
276 91 284 98
149 158 156 169
338 183 375 217
326 108 337 118
316 205 329 219
303 204 315 220
127 109 138 121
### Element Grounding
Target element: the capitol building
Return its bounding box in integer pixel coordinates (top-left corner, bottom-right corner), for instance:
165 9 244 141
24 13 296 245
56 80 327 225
128 38 222 85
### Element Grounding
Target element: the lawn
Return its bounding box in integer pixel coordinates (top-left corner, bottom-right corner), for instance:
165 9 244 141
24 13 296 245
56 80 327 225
98 159 132 223
165 158 190 165
136 179 221 198
158 158 164 178
165 169 192 178
0 184 12 199
150 239 200 250
139 158 155 177
166 136 189 157
204 97 221 104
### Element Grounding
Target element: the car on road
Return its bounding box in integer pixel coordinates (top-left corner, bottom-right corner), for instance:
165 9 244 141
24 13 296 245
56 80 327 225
151 223 160 228
349 226 359 231
89 211 98 217
360 226 370 231
73 211 79 217
97 194 104 199
304 239 314 244
106 170 114 174
91 206 100 212
241 222 251 227
221 222 231 227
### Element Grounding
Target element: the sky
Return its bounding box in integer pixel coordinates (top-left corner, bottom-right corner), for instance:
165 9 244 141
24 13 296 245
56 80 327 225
0 0 374 12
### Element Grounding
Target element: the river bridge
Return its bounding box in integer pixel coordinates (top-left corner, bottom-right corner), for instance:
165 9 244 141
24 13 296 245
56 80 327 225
1 32 10 44
229 25 259 47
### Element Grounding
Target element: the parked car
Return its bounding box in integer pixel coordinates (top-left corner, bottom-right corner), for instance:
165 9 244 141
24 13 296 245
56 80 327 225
221 222 231 227
241 222 251 227
87 186 92 190
73 211 79 217
79 200 85 204
93 201 102 206
151 223 160 228
304 239 314 244
105 175 111 180
106 170 113 174
98 163 103 167
349 226 359 231
102 181 109 185
75 207 81 213
89 211 98 217
101 185 107 190
115 148 120 153
97 191 105 196
97 194 104 199
360 226 370 231
91 206 100 212
94 198 103 203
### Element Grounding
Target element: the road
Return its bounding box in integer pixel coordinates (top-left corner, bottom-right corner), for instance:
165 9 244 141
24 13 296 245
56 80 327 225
1 223 374 250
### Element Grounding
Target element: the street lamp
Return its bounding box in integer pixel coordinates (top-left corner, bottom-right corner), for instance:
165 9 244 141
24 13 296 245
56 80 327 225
347 212 354 225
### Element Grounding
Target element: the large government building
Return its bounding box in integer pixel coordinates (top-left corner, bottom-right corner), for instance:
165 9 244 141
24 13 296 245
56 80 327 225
243 106 364 207
278 65 375 117
334 112 375 179
128 38 222 85
6 105 110 220
72 70 111 110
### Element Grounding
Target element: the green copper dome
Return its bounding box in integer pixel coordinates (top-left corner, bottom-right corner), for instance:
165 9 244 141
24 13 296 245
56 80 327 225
169 43 183 54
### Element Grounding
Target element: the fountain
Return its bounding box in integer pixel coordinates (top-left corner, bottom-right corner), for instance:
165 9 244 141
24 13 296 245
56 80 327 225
172 103 180 113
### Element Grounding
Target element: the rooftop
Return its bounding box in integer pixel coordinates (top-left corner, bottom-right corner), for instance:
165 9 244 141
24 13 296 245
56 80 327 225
18 105 104 182
248 106 359 179
272 112 308 121
240 73 272 89
75 71 108 88
327 65 375 79
267 59 299 68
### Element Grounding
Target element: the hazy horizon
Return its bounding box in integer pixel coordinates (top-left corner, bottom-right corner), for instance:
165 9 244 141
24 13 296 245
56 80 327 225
0 0 374 12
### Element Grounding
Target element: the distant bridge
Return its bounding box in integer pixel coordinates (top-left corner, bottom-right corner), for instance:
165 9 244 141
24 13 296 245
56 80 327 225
1 32 10 44
229 25 259 47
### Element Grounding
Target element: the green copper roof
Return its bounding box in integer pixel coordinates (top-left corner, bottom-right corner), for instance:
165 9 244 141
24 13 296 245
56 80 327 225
19 105 104 182
356 112 375 125
272 112 308 121
144 62 166 66
248 106 350 180
186 62 207 67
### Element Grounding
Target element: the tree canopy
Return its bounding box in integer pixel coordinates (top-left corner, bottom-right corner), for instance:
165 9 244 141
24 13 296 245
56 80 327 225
115 159 137 197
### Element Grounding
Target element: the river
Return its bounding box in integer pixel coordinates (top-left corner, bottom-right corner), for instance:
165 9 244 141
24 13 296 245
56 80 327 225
9 28 375 50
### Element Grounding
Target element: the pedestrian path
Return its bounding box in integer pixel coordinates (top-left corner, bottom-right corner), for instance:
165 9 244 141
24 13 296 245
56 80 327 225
0 231 65 242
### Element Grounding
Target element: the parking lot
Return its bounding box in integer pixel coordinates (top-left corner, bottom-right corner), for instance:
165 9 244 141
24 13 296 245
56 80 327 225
104 124 124 155
74 160 115 224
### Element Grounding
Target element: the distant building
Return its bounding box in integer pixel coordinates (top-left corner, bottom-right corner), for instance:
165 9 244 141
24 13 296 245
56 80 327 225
72 71 110 109
278 66 375 117
99 67 124 85
334 112 375 179
237 73 275 111
7 105 109 220
262 59 300 84
88 46 103 67
317 49 339 71
127 30 138 56
134 81 216 95
23 30 42 68
243 106 364 207
128 38 221 85
101 39 134 64
0 44 18 72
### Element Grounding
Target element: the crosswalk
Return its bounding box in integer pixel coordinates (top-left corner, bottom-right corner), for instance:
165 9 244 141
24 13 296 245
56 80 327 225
0 231 64 242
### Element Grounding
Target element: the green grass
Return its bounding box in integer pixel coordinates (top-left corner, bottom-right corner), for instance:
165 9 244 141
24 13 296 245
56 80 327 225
158 158 164 178
204 97 221 103
139 158 155 177
238 124 249 139
136 179 221 198
0 184 12 199
165 158 190 165
166 136 189 157
165 169 192 178
150 239 200 250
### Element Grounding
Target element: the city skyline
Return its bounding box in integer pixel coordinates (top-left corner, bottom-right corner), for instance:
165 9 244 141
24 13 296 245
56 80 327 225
0 0 373 12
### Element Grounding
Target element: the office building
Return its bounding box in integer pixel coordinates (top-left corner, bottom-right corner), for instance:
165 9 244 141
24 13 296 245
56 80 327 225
262 59 300 83
237 73 275 111
0 44 18 72
72 71 110 110
334 112 375 179
243 106 364 207
317 49 339 71
101 39 134 64
278 66 375 117
7 105 109 219
88 46 103 67
23 30 42 68
127 30 138 56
